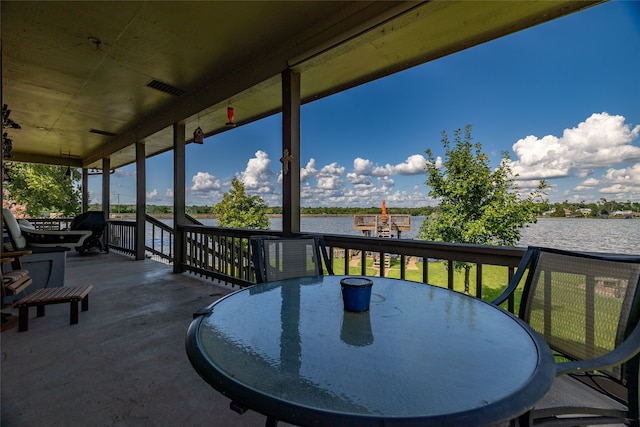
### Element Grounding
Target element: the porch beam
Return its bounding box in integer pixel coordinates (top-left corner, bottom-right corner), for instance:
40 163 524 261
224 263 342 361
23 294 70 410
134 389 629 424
135 141 146 260
173 122 186 273
281 69 301 235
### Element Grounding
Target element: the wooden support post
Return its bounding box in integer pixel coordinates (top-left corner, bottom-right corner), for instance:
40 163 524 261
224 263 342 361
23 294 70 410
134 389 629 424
135 141 146 260
173 122 186 273
82 168 89 212
281 69 301 236
102 157 111 217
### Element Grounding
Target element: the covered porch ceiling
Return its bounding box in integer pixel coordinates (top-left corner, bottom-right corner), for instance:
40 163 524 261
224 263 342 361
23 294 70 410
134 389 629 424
1 1 602 171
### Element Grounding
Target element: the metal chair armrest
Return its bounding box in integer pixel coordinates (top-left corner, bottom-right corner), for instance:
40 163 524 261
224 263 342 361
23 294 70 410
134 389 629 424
1 250 33 269
491 248 536 307
1 250 33 258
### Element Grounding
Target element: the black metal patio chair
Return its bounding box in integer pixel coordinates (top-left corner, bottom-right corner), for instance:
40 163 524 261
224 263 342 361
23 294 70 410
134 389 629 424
492 246 640 427
244 235 334 426
250 235 334 284
70 211 108 254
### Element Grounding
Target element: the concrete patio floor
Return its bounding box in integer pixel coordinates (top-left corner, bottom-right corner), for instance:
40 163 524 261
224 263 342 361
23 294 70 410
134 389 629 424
1 250 289 426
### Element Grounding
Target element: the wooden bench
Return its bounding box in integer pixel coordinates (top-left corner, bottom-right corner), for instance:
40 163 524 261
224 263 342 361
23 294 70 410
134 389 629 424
15 285 93 332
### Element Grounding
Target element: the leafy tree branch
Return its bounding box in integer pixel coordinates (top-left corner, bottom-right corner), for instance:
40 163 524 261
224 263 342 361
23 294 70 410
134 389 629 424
418 125 547 293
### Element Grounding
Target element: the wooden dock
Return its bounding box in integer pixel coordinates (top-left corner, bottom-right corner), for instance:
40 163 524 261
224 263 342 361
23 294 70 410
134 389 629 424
353 214 411 238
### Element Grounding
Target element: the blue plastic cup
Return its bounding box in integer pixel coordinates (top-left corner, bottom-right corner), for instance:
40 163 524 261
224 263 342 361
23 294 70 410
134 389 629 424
341 277 373 312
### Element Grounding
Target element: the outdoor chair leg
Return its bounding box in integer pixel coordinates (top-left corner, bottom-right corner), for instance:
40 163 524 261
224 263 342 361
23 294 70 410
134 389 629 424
516 411 532 427
265 415 278 427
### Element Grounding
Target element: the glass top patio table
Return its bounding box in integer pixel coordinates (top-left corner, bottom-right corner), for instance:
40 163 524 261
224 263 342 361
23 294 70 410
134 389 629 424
186 275 555 427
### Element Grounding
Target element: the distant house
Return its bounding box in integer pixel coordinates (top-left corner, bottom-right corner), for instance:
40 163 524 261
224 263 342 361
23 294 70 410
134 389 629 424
611 210 634 219
542 208 556 216
578 208 592 216
563 208 572 218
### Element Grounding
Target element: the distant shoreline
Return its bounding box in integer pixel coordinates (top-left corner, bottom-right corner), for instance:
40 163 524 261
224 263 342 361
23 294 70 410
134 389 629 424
110 213 638 220
112 213 357 219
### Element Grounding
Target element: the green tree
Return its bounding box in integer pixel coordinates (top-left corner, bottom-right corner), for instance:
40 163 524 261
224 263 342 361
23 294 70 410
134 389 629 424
213 178 269 229
3 162 82 217
418 125 546 294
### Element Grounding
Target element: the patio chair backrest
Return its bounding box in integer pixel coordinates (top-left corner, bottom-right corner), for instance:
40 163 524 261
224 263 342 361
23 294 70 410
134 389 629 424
2 209 27 250
251 235 333 283
70 211 107 234
515 247 640 382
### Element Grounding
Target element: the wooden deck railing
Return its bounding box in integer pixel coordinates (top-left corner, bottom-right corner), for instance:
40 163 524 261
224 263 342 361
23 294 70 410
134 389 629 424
179 225 269 287
144 216 173 263
176 225 526 309
104 219 135 256
24 216 526 310
105 214 199 263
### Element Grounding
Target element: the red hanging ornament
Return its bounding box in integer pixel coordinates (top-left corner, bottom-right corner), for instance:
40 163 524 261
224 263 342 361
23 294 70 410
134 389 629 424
226 106 235 128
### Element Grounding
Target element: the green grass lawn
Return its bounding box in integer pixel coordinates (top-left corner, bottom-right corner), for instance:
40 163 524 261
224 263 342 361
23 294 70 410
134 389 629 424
330 257 522 304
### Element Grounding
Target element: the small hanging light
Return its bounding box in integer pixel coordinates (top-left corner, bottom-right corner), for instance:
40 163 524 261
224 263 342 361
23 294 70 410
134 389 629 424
226 106 236 128
65 151 72 179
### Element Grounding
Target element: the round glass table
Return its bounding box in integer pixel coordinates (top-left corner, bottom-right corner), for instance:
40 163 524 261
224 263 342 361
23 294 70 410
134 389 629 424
186 275 554 426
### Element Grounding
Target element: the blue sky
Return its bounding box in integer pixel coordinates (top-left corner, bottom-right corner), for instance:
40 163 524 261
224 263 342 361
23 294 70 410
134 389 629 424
91 1 640 208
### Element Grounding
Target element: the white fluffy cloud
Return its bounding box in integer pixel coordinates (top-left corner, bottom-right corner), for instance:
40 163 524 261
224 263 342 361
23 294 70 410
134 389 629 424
598 163 640 199
239 150 274 193
352 157 374 175
574 178 600 191
146 189 159 200
377 176 395 189
300 159 317 182
510 112 640 180
316 163 345 190
370 154 427 177
506 112 640 202
347 155 426 183
191 172 221 192
389 154 427 175
290 154 436 206
143 188 175 205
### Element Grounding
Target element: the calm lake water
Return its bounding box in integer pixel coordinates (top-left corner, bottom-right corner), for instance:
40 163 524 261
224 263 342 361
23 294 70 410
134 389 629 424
186 217 638 254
